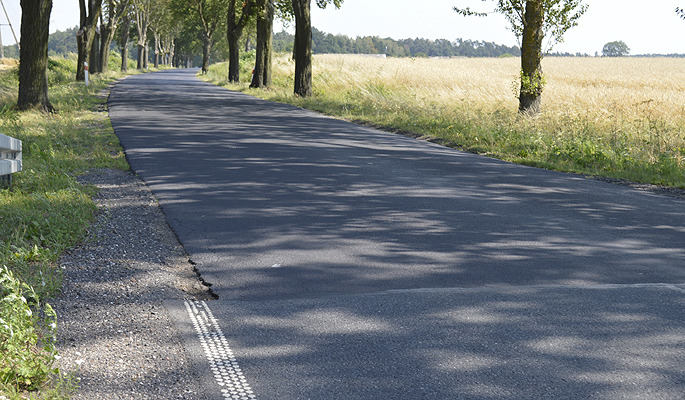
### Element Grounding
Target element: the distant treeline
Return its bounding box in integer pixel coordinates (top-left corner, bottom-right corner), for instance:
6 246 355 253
1 26 113 59
47 27 79 56
2 26 684 60
274 28 522 58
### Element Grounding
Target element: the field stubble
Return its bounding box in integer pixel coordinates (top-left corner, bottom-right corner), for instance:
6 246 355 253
209 54 685 188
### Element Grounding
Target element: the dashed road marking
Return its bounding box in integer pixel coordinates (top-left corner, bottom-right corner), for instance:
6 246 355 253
184 300 256 400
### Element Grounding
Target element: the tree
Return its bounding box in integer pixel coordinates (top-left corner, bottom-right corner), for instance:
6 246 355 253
292 0 311 96
76 0 102 80
195 0 227 74
132 0 152 69
455 0 587 114
119 8 133 71
18 0 54 112
170 0 227 74
156 9 180 67
602 41 629 57
227 0 255 82
149 0 174 68
250 0 275 88
677 7 685 19
99 0 130 73
291 0 342 97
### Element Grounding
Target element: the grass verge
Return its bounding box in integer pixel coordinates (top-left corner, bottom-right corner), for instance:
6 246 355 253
201 54 685 188
0 54 131 398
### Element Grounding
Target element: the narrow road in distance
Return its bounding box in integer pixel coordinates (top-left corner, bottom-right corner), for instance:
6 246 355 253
109 69 685 399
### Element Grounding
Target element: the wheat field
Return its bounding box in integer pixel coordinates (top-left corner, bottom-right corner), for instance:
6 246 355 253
283 54 685 124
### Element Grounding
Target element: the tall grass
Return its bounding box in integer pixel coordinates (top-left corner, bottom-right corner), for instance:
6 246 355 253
204 54 685 188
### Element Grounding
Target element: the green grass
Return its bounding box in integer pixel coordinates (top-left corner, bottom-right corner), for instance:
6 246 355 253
0 54 131 398
201 54 685 189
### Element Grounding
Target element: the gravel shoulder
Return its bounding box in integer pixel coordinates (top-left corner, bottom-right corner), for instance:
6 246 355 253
52 168 213 399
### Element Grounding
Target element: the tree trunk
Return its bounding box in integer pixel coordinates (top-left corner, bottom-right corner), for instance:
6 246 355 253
227 0 241 82
153 33 160 68
120 14 130 72
519 0 544 115
76 29 91 80
18 0 53 112
137 44 143 69
99 25 113 72
292 0 312 97
172 38 179 67
76 0 102 81
169 41 175 66
227 0 254 82
228 36 240 81
250 0 274 88
201 34 212 74
89 27 100 74
99 0 121 73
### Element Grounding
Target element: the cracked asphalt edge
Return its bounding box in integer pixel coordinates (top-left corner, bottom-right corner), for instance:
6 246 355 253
53 168 214 399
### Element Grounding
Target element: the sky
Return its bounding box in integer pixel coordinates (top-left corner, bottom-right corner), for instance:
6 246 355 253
1 0 684 55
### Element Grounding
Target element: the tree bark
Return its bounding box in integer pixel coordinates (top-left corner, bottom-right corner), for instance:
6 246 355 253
18 0 53 112
153 32 160 68
519 0 544 115
227 0 239 80
89 26 100 74
228 35 241 81
201 33 212 74
120 14 131 71
227 0 254 82
292 0 312 97
99 24 112 72
143 43 148 69
250 0 274 88
137 44 144 69
172 38 179 67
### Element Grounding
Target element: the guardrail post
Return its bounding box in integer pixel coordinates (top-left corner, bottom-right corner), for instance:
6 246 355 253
0 132 22 189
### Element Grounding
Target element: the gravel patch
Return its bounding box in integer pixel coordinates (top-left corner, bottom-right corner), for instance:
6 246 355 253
52 169 213 399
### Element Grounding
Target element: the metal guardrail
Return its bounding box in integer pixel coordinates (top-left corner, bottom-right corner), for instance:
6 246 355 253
0 132 22 188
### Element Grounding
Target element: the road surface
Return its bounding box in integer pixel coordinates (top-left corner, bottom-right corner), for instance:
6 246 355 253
109 69 685 399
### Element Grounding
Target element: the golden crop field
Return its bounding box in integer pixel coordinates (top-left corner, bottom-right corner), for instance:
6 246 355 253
281 54 685 124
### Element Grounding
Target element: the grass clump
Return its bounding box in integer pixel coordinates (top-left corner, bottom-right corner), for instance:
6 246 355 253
202 54 685 188
0 55 129 398
0 265 58 391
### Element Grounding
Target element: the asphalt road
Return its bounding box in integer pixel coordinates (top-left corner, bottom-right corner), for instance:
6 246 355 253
109 69 685 399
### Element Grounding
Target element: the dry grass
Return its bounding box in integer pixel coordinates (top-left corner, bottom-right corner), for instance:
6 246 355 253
0 58 18 70
301 55 685 123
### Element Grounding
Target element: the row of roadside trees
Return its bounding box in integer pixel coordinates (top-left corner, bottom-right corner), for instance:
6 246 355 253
17 0 344 111
14 1 685 115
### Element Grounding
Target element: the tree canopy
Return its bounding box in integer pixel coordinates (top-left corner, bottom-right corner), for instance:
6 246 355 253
455 0 587 52
602 41 629 57
455 0 588 114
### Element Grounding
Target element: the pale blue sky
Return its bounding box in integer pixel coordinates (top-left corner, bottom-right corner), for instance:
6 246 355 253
1 0 684 55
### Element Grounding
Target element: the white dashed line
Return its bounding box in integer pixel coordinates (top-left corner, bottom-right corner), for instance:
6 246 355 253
184 300 256 400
